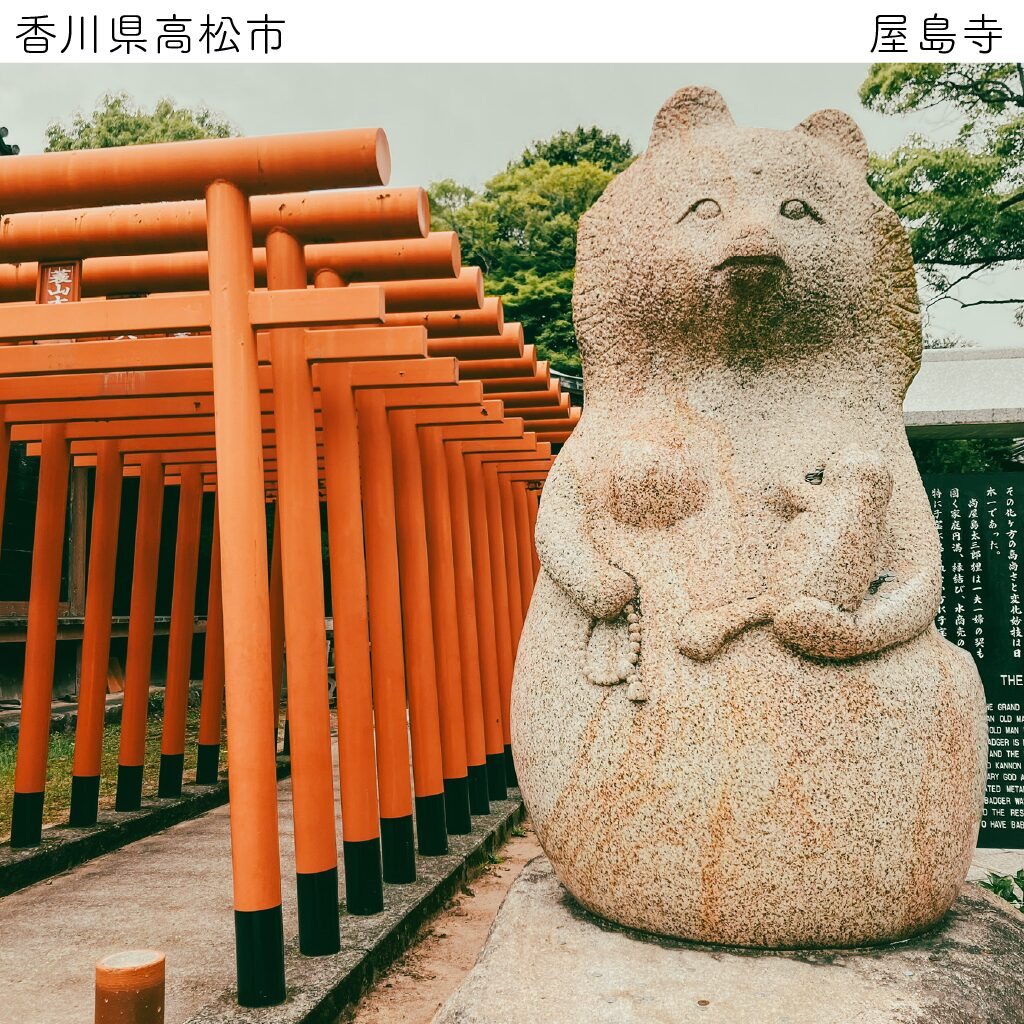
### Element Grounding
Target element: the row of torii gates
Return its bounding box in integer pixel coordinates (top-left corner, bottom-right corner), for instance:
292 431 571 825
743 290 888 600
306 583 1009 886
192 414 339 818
0 128 577 1006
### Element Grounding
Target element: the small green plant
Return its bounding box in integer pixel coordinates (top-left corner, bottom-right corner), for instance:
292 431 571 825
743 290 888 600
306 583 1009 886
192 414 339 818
511 824 526 838
978 871 1024 910
485 850 504 865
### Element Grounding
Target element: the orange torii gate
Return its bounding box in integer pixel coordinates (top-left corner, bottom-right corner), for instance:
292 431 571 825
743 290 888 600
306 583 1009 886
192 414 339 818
4 327 569 770
14 357 557 871
6 326 430 935
0 128 573 1008
6 364 561 995
0 329 565 774
0 129 396 1005
0 215 462 840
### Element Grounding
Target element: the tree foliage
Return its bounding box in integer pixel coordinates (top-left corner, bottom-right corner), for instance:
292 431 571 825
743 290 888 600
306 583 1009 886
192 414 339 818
861 64 1024 474
859 63 1024 324
518 126 635 175
45 91 236 151
430 127 635 373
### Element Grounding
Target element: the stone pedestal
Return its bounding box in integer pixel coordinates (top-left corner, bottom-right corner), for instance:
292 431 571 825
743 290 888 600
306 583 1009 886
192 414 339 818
434 857 1024 1024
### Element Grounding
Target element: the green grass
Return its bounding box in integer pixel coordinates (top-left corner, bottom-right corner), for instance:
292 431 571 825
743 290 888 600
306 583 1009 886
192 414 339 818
0 704 227 841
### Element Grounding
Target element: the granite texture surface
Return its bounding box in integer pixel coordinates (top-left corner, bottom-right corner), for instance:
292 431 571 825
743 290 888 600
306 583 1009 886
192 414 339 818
511 86 987 947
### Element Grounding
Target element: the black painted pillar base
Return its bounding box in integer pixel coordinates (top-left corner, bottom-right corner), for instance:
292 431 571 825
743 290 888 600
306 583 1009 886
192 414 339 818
234 905 286 1007
195 742 220 785
414 792 448 856
295 866 341 956
68 774 101 827
467 763 490 816
343 837 384 915
443 776 472 835
115 763 144 812
380 814 416 884
504 744 518 788
9 791 44 848
157 752 185 798
486 752 508 801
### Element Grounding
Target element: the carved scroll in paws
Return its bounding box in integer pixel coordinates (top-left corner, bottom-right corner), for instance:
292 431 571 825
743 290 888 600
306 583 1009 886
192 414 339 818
582 603 647 702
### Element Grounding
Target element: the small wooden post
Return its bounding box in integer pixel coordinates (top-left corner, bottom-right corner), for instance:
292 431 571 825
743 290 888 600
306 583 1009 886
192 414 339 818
94 950 165 1024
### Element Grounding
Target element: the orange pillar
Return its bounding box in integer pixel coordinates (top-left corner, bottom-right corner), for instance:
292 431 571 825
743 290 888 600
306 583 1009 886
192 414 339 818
512 483 535 615
489 463 529 788
314 272 397 890
527 487 540 578
265 228 341 951
318 363 384 914
358 390 447 855
497 472 525 651
69 439 124 826
10 423 70 847
354 388 420 872
459 447 508 798
195 504 224 785
268 503 285 752
472 453 517 787
390 408 467 840
416 422 471 832
205 179 284 1006
116 454 164 811
440 432 489 815
158 465 203 798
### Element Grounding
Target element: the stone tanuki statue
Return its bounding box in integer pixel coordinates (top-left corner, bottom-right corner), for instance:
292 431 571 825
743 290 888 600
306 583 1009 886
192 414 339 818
509 87 988 949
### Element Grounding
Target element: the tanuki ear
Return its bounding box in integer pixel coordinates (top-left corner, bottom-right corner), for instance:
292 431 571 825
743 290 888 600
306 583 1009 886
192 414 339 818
648 87 735 150
796 109 870 175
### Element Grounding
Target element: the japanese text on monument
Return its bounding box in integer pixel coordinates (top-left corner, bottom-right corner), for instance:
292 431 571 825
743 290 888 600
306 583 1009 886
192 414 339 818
927 473 1022 844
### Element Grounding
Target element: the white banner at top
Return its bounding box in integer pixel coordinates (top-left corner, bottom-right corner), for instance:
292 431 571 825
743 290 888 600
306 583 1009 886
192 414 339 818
0 2 1020 64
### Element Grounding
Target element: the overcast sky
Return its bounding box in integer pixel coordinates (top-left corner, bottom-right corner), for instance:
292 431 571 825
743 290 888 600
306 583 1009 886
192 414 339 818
1 63 1021 347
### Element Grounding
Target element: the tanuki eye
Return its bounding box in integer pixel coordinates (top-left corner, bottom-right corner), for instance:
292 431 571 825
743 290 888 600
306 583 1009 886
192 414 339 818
680 198 721 222
780 198 818 221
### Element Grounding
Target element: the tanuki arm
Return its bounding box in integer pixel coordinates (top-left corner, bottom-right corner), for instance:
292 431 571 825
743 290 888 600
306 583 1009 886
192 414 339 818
772 564 941 660
772 459 942 661
534 455 637 620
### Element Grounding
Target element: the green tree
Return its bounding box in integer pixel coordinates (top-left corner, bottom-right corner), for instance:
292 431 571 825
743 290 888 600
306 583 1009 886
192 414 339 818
45 91 236 151
430 127 634 374
859 63 1024 326
862 65 1024 475
519 126 635 174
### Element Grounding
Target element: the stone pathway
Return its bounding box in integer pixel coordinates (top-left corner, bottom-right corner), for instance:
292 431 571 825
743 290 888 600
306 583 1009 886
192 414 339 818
0 799 1019 1024
0 773 284 1024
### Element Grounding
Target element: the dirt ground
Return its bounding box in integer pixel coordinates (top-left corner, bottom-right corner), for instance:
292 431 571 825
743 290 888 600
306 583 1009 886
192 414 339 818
339 823 543 1024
